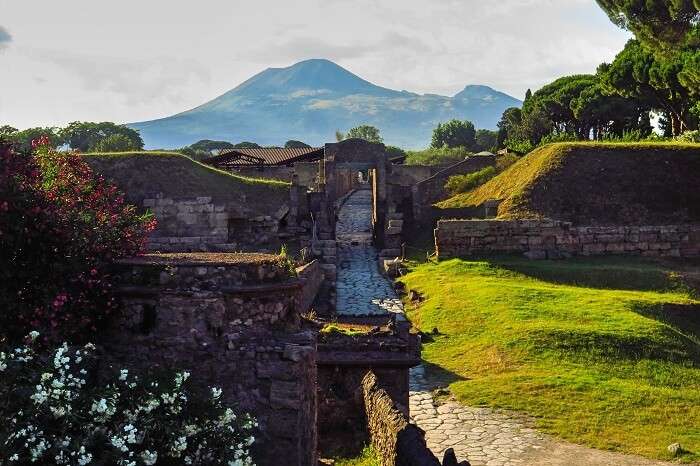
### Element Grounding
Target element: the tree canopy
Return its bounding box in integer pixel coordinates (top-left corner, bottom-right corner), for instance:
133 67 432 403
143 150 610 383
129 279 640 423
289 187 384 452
284 140 312 149
431 120 476 149
345 125 383 144
61 121 144 152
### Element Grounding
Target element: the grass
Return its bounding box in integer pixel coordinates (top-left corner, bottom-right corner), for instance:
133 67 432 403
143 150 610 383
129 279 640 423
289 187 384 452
436 142 700 225
400 256 700 462
84 151 289 208
332 446 380 466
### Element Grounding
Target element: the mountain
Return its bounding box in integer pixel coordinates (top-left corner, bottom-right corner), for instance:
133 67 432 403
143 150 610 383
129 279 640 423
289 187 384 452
129 59 522 149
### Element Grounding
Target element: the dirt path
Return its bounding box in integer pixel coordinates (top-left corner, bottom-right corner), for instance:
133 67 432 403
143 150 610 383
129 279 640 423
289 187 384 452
410 365 680 466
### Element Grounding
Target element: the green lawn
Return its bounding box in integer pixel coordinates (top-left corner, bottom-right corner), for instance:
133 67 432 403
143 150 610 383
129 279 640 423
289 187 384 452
400 257 700 462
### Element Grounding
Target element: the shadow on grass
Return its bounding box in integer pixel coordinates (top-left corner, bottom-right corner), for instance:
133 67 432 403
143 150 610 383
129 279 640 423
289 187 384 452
414 359 468 392
485 255 686 292
631 301 700 349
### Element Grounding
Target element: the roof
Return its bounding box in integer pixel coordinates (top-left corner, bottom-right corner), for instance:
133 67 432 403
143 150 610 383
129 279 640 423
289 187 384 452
203 147 324 168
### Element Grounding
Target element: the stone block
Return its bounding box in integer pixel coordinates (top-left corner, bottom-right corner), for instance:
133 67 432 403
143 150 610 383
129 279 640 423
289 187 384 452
270 381 301 409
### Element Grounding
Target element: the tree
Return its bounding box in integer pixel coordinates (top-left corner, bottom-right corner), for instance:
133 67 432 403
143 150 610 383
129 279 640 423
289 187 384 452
335 130 345 142
474 129 499 152
497 107 522 147
599 40 697 135
595 0 699 55
189 139 235 152
345 125 383 144
7 127 63 153
431 120 476 149
61 121 143 152
0 125 18 137
596 0 699 127
233 141 261 149
284 140 311 149
91 134 141 152
524 89 533 102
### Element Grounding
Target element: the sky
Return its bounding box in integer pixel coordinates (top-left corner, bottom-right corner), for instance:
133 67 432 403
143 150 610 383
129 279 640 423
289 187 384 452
0 0 631 129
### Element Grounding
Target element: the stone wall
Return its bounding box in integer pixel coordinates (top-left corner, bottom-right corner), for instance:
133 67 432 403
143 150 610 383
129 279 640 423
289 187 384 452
317 319 421 454
144 195 285 253
233 165 296 182
412 156 495 224
435 219 700 260
363 372 465 466
296 260 324 314
104 253 319 466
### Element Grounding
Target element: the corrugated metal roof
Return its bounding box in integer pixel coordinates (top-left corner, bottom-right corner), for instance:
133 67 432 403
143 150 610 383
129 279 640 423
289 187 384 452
204 147 324 167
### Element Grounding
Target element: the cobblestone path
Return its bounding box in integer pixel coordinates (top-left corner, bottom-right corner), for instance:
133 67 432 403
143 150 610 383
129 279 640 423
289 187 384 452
335 189 403 317
409 366 676 466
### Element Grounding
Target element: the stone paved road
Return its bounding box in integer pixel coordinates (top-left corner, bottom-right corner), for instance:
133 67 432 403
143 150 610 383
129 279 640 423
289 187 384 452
336 190 403 317
409 366 678 466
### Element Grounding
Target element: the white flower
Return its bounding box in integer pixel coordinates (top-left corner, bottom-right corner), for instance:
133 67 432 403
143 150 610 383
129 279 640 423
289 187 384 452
119 369 129 381
211 387 223 399
140 450 158 465
77 447 92 466
29 331 40 341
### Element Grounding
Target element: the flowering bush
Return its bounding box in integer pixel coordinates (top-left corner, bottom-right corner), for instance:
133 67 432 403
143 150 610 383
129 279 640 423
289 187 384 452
0 138 156 342
0 333 256 465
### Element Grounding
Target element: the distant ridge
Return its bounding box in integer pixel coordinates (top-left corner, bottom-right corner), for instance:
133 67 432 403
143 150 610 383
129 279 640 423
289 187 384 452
129 59 522 149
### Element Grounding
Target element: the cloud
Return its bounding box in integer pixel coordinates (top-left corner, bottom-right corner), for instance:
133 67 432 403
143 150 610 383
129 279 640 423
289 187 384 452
0 26 12 49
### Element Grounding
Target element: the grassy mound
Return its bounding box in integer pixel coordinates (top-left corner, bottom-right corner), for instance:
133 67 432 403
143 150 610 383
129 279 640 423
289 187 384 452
437 142 700 225
84 151 289 208
401 257 700 462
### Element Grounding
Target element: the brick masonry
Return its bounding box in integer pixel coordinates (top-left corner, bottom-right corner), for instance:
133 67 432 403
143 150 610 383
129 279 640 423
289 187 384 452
103 253 321 466
435 219 700 260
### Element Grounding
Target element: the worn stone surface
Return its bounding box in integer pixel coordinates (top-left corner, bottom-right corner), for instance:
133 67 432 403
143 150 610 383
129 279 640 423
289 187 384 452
409 366 676 466
336 190 403 317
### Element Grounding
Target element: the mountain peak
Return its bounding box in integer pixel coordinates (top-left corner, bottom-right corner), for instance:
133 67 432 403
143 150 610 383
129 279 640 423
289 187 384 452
232 58 400 97
454 84 516 101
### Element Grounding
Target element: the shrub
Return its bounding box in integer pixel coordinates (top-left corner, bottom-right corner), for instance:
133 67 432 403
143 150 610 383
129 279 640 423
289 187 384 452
0 139 156 343
405 146 472 166
91 134 141 152
676 130 700 143
0 332 256 465
445 166 497 195
445 154 521 196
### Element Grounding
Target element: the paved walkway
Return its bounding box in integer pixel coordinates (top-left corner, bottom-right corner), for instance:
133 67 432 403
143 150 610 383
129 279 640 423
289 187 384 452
335 189 403 317
409 366 677 466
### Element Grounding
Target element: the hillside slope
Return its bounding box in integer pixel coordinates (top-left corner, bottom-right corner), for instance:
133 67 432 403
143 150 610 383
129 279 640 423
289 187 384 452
84 152 289 209
438 143 700 225
129 59 521 149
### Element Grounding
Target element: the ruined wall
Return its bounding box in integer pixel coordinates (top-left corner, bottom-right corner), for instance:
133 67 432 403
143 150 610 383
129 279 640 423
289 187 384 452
363 372 452 466
317 320 420 453
296 260 324 314
389 165 441 186
144 195 285 253
103 254 319 466
233 166 296 182
294 162 320 187
412 156 496 224
435 219 700 260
